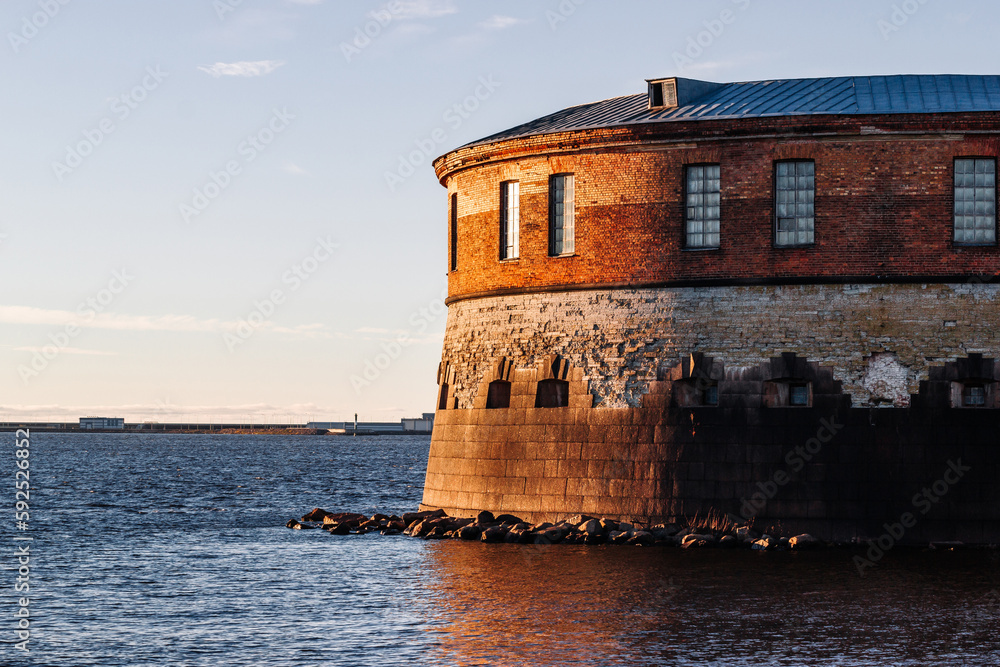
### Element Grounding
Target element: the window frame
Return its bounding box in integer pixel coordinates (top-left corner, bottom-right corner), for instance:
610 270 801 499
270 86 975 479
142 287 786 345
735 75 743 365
499 180 520 261
548 173 576 256
773 159 816 248
952 157 998 247
683 163 721 251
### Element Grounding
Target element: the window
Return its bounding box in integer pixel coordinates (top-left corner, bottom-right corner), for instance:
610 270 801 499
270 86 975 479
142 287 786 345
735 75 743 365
789 383 810 406
764 380 812 408
685 165 720 249
500 181 519 260
963 383 986 407
775 161 815 247
486 380 511 409
450 193 458 271
549 174 575 255
954 158 996 245
438 383 450 410
672 377 719 407
535 379 568 408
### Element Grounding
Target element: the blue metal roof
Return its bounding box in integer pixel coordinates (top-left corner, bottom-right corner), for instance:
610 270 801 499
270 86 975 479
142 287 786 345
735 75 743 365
464 75 1000 148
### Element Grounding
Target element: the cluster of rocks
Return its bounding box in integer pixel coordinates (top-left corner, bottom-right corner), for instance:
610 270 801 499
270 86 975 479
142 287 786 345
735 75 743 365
287 508 823 550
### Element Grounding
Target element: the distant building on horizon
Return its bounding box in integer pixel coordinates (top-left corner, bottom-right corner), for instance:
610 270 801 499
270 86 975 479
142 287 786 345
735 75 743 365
79 417 125 430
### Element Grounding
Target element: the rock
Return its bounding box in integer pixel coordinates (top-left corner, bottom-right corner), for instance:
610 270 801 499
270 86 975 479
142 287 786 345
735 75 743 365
618 522 634 532
929 541 965 550
300 508 330 522
599 518 619 533
719 535 739 548
458 525 482 540
386 520 406 532
565 515 595 526
735 526 760 542
480 526 508 543
610 530 633 545
751 536 777 551
494 514 523 525
579 519 602 536
788 534 820 550
323 513 365 528
476 510 495 524
777 537 790 550
370 513 390 523
537 528 564 544
326 522 350 535
401 509 446 526
285 519 300 529
681 533 716 548
627 531 655 546
380 528 401 536
425 527 448 539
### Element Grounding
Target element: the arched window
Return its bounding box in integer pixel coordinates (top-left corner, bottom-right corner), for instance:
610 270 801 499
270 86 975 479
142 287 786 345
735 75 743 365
535 379 569 408
486 380 511 409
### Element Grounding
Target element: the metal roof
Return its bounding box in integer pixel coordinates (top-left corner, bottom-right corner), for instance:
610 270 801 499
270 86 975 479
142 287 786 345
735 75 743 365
464 75 1000 148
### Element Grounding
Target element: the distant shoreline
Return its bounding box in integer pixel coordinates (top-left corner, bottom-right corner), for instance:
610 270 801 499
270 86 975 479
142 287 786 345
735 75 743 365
0 425 431 436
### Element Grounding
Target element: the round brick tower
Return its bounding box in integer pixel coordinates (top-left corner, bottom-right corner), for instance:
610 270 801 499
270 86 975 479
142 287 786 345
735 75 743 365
421 75 1000 544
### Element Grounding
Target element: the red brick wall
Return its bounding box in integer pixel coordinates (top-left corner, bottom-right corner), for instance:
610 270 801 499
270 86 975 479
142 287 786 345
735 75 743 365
436 113 1000 302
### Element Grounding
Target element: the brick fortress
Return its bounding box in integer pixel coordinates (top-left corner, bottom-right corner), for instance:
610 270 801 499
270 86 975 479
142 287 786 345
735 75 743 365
421 75 1000 543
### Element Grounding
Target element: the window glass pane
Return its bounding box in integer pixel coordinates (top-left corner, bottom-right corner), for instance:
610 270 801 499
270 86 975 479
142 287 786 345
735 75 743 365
954 159 996 244
775 161 814 246
685 165 720 248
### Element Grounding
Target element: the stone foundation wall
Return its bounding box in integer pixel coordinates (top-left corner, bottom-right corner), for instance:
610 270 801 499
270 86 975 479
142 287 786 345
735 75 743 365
421 402 1000 544
422 284 1000 543
440 284 1000 408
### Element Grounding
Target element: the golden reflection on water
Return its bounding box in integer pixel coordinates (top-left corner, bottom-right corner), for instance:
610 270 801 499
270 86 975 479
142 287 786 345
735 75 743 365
417 543 1000 667
419 543 684 666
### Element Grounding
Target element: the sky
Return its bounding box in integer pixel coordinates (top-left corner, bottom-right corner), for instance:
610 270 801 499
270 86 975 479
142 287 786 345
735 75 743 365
0 0 995 424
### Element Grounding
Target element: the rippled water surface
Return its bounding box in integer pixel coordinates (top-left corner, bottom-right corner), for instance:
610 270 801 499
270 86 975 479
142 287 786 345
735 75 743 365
10 433 1000 665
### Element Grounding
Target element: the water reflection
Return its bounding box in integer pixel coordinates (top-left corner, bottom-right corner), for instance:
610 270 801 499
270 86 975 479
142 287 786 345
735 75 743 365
421 544 1000 666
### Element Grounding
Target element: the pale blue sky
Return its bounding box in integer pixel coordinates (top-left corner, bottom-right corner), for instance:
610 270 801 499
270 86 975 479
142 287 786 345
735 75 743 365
0 0 994 422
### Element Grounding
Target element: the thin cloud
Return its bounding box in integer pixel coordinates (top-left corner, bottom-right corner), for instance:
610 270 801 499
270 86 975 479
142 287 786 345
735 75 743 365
393 0 457 20
197 60 286 78
0 304 334 339
478 15 525 30
281 160 309 176
13 346 116 356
